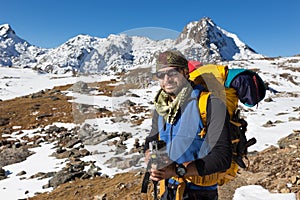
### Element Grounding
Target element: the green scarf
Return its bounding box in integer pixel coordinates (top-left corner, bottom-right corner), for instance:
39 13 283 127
154 86 192 124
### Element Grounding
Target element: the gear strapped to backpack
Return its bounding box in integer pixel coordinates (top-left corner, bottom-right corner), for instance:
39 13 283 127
189 64 266 185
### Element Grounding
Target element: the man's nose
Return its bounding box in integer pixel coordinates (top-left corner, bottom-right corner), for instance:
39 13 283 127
163 73 173 81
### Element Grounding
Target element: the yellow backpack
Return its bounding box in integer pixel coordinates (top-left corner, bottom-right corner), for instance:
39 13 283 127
189 64 266 185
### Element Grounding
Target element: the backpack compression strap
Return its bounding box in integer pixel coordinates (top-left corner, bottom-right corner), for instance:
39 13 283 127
198 91 211 138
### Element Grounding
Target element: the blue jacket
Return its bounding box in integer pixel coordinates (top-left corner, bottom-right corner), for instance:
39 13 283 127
158 86 211 164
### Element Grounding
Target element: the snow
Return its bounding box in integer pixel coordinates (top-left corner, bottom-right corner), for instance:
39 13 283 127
1 142 66 199
233 185 296 200
0 56 299 200
0 67 115 100
0 24 11 35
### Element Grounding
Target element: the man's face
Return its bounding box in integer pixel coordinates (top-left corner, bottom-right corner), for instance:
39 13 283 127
156 66 189 96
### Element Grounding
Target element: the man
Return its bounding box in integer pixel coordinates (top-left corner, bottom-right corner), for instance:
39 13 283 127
144 50 232 200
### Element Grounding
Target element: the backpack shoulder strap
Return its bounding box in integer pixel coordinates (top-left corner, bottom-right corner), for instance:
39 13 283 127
198 91 211 138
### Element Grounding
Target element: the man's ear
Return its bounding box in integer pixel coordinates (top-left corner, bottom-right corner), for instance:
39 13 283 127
183 68 189 78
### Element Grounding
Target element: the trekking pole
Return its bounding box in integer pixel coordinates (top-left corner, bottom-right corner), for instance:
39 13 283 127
141 167 158 200
153 180 158 200
141 169 150 193
150 141 160 200
141 141 166 200
141 142 159 199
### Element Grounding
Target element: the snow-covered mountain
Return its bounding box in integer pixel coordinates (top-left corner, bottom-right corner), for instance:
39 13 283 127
175 17 263 62
0 18 264 74
0 24 47 68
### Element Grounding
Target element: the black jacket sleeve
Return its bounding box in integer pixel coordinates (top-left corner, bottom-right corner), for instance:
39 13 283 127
195 95 232 176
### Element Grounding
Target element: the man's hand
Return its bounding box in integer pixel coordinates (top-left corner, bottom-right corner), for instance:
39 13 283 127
149 162 176 181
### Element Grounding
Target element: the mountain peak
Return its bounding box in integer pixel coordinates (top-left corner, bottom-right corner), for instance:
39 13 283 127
0 24 16 36
176 17 218 44
175 17 262 62
199 17 215 25
0 24 43 67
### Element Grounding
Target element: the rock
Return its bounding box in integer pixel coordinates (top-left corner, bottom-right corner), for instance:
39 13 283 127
0 118 9 126
0 167 7 180
110 116 126 123
48 96 60 101
291 175 299 184
46 125 68 133
30 90 45 98
133 138 140 148
36 113 53 120
65 139 82 148
112 89 127 97
288 116 300 122
68 81 90 94
78 149 90 157
52 150 72 159
48 170 85 188
264 97 273 102
0 147 33 167
94 194 107 200
116 182 126 189
262 120 275 127
29 172 46 179
120 100 136 107
16 171 26 176
280 188 290 193
276 180 286 191
87 163 101 177
278 131 300 148
288 144 297 149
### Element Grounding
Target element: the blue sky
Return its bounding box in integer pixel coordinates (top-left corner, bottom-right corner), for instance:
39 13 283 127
1 0 299 57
